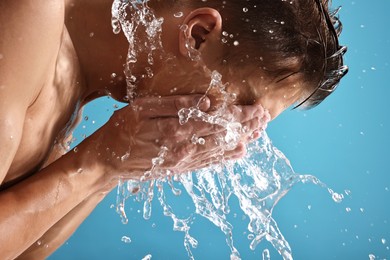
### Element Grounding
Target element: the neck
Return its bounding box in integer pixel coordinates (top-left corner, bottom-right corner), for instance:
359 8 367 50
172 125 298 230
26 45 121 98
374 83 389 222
64 0 133 103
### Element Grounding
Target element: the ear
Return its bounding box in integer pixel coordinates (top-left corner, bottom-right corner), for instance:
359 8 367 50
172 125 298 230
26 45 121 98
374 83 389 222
179 8 223 58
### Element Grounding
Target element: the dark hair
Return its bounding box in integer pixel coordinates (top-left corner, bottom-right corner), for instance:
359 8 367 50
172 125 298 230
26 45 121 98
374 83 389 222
159 0 348 109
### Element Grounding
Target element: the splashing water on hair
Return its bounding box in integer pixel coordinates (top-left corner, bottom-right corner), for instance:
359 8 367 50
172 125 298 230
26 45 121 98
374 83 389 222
111 1 344 259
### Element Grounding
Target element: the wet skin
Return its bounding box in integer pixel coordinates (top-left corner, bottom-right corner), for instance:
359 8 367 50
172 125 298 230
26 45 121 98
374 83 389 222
0 0 299 259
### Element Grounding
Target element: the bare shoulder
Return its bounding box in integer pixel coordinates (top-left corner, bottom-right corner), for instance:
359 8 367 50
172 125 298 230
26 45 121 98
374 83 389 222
0 0 65 107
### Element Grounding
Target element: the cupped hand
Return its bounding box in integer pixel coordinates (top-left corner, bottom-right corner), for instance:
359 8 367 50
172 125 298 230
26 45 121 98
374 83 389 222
88 95 269 181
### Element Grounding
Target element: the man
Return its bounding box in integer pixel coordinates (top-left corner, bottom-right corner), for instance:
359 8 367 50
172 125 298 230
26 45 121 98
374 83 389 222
0 0 346 258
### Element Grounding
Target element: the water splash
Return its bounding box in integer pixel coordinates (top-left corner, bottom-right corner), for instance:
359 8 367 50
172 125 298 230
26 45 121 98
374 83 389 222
117 130 343 259
111 1 344 259
114 66 343 258
111 0 164 102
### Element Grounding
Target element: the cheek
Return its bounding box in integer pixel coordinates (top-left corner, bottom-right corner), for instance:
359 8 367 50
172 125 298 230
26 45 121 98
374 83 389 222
254 96 288 121
225 83 254 106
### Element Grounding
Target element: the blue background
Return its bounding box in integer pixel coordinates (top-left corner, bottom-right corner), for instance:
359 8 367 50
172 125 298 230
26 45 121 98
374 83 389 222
50 1 390 259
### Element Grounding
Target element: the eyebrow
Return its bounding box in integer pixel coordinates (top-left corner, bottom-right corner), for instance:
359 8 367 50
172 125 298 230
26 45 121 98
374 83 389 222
275 71 299 83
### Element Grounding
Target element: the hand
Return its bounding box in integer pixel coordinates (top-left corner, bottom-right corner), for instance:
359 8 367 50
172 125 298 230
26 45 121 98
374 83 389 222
87 95 269 182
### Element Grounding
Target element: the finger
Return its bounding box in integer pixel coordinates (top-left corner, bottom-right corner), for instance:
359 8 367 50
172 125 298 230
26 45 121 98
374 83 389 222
153 118 227 144
132 95 210 118
228 104 265 123
223 142 247 160
161 134 222 169
240 117 261 135
184 142 247 172
185 140 247 170
185 156 224 173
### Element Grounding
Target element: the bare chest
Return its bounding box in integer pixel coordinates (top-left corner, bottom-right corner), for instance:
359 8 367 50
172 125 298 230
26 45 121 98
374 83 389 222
3 29 85 187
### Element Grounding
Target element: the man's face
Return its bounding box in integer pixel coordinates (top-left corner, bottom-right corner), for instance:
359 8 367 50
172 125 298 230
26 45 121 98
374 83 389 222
138 57 301 122
219 68 304 121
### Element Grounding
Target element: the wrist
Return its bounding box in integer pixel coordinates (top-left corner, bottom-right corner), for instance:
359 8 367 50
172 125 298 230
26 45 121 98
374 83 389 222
67 137 112 196
74 129 131 192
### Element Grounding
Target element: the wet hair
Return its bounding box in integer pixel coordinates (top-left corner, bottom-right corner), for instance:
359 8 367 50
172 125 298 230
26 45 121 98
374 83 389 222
156 0 348 109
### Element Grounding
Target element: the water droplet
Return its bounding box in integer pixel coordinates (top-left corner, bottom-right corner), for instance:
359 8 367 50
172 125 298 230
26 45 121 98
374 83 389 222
73 147 78 153
307 205 312 210
269 30 274 34
117 202 128 224
142 254 152 260
243 7 248 12
369 254 376 260
152 223 156 228
84 116 89 121
222 31 228 36
382 238 387 244
179 24 188 32
121 236 131 243
233 41 239 46
152 157 164 166
145 67 154 78
89 32 94 37
121 152 130 162
262 248 271 260
174 12 183 18
77 168 83 174
111 73 117 79
345 207 351 213
191 134 199 144
331 192 344 203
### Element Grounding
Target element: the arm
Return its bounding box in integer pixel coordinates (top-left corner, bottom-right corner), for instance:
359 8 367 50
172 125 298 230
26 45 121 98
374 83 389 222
13 94 267 259
17 190 111 260
0 137 110 259
0 1 109 258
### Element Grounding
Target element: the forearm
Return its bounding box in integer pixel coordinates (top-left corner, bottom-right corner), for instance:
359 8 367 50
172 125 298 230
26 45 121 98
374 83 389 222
17 187 115 260
0 140 109 260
